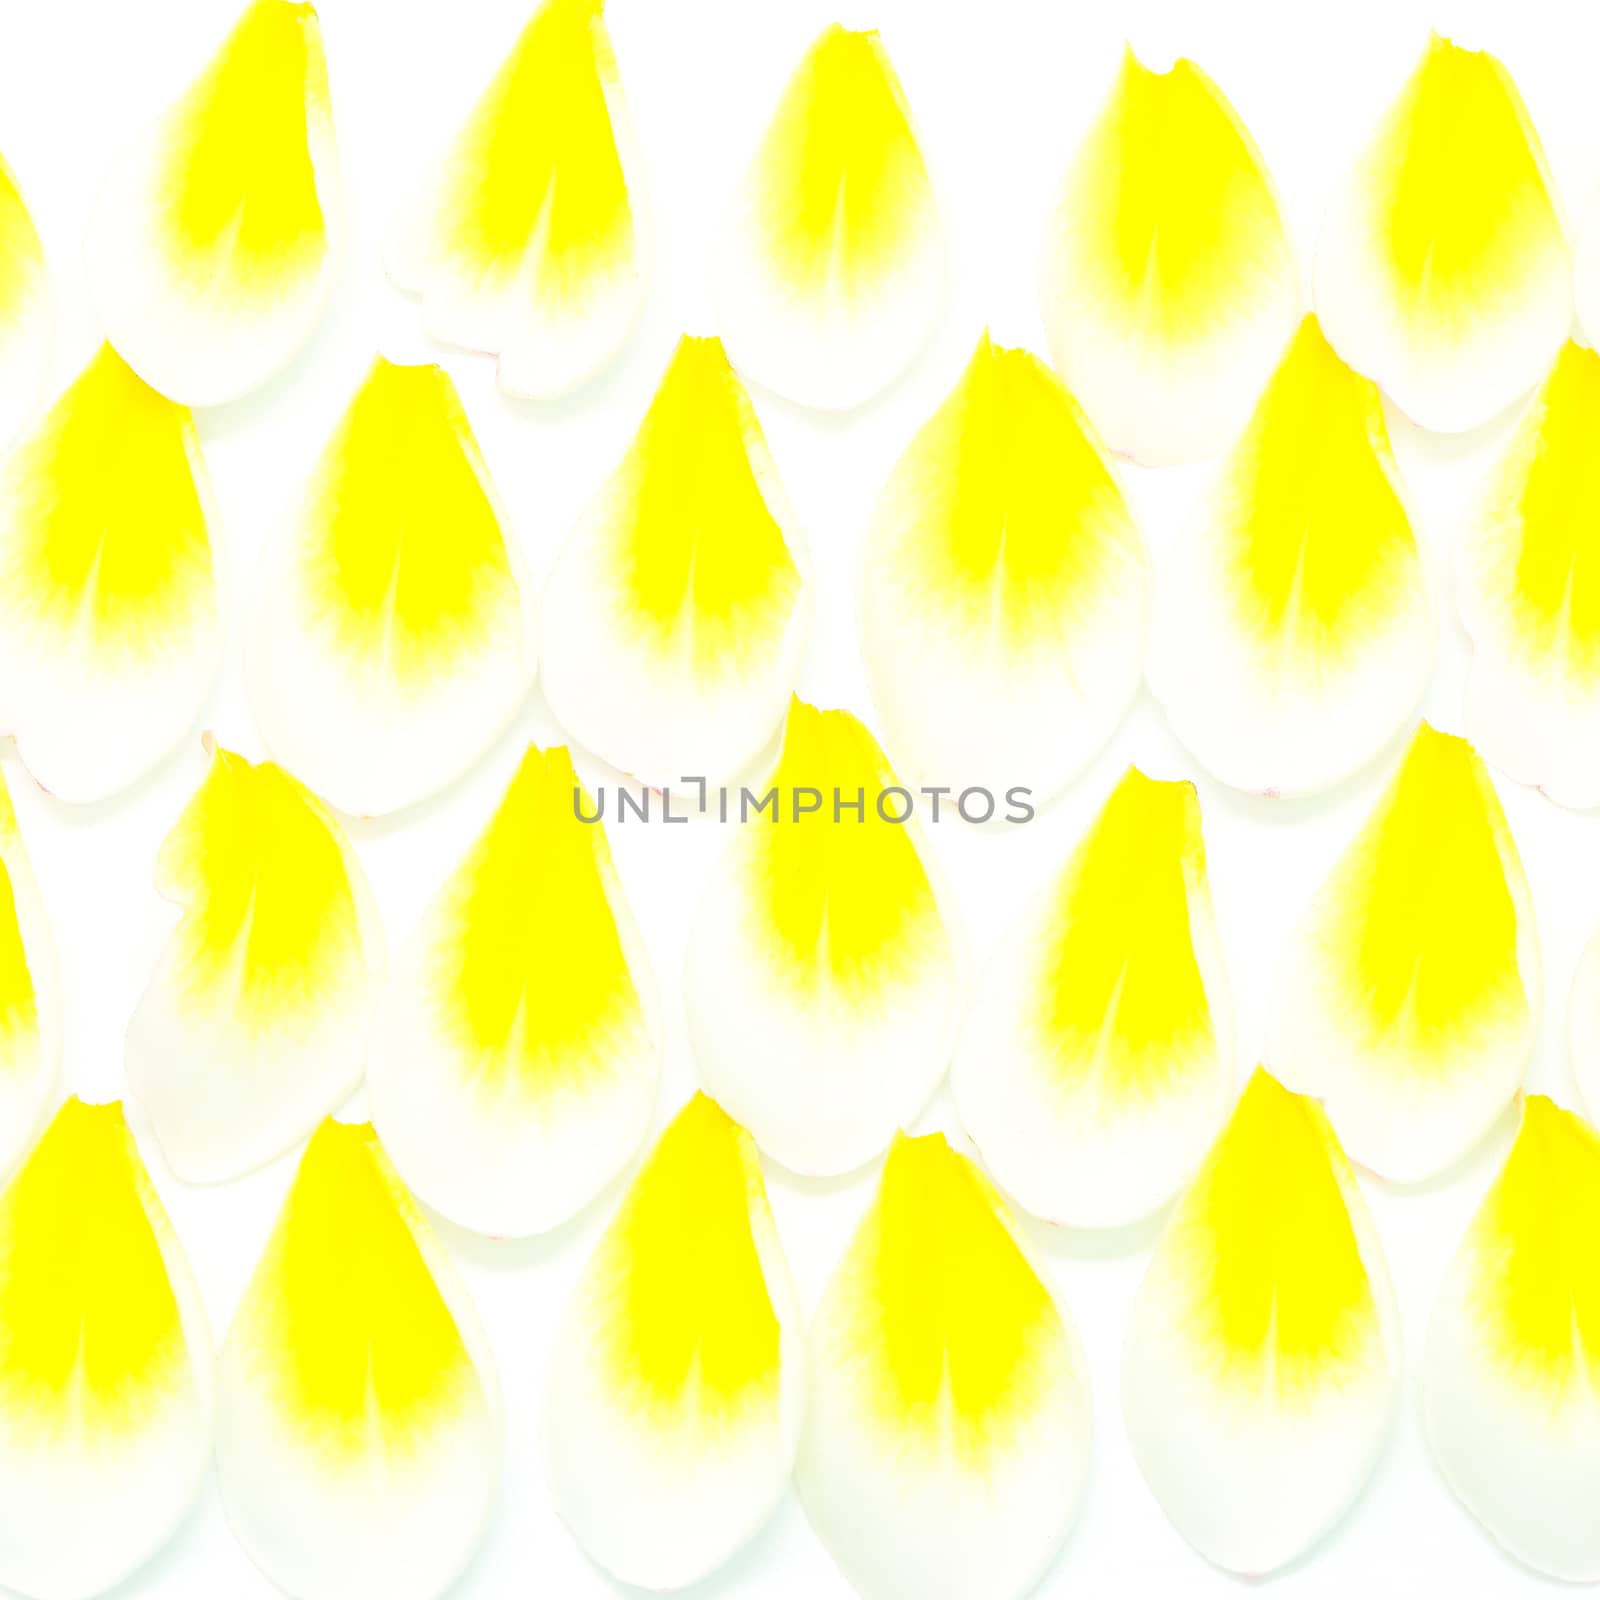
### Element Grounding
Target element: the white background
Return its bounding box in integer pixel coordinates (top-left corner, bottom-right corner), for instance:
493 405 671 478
0 0 1598 1594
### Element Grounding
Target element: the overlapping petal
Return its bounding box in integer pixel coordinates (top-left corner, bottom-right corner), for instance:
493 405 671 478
0 774 56 1184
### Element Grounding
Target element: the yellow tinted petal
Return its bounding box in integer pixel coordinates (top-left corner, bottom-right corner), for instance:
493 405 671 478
390 0 644 398
862 333 1149 799
1316 34 1568 432
0 152 51 450
1041 49 1297 463
1148 314 1432 795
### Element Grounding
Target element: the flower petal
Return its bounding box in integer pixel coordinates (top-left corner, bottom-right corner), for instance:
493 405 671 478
0 344 219 804
1039 48 1298 465
0 1099 211 1599
248 356 536 817
388 0 645 400
800 1132 1090 1600
1147 314 1433 796
954 768 1231 1228
1124 1069 1398 1575
0 152 51 451
217 1120 499 1600
1424 1095 1600 1580
1567 926 1600 1120
1459 341 1600 807
1268 723 1538 1182
713 24 944 410
1314 33 1569 433
126 746 384 1185
861 332 1149 804
88 0 339 406
684 698 962 1176
369 743 659 1236
0 775 57 1184
545 1093 803 1590
540 335 810 787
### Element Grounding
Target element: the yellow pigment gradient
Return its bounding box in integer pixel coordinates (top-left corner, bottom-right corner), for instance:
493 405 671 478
246 1120 474 1455
1479 342 1600 682
886 333 1139 647
301 358 520 683
0 154 44 325
0 345 213 662
1035 769 1214 1103
158 0 329 301
1363 34 1561 340
750 24 934 300
428 743 647 1100
0 777 37 1066
1167 1070 1379 1395
1316 723 1524 1062
1065 48 1290 337
157 747 363 1032
594 1094 780 1424
0 1100 187 1437
604 336 800 674
1221 315 1418 663
434 0 633 305
840 1132 1064 1463
1468 1096 1600 1395
754 699 943 1002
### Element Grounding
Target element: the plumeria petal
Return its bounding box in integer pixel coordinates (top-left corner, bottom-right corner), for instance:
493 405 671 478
1147 314 1433 796
684 698 962 1176
0 344 218 804
0 152 51 451
860 332 1149 804
1039 47 1298 465
714 23 944 410
540 335 810 787
217 1120 499 1600
1459 341 1600 806
954 768 1231 1228
0 773 57 1184
800 1131 1090 1600
545 1093 803 1590
1124 1069 1398 1575
249 356 536 817
0 1099 211 1599
1315 32 1569 433
126 745 384 1185
369 743 659 1237
1268 723 1538 1182
1567 925 1600 1120
88 0 339 406
388 0 645 400
1424 1095 1600 1579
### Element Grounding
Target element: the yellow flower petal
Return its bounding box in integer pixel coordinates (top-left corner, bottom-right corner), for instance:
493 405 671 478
1269 722 1538 1181
1315 32 1569 432
541 335 810 785
714 24 944 409
89 0 339 405
0 151 51 450
127 745 384 1184
217 1119 499 1600
1147 314 1433 795
1425 1095 1600 1579
389 0 644 399
861 332 1149 802
249 356 536 816
955 768 1231 1227
0 1099 210 1598
545 1093 802 1589
1124 1069 1397 1574
1459 341 1600 806
800 1132 1090 1600
0 775 56 1183
1040 47 1298 465
0 343 218 803
685 698 962 1175
369 742 659 1236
